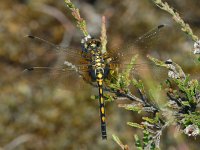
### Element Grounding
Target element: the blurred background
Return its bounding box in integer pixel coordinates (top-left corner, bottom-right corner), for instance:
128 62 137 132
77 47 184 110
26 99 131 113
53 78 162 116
0 0 199 149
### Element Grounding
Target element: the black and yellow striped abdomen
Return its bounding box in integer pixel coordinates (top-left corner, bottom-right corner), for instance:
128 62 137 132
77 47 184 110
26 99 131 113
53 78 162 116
96 70 107 139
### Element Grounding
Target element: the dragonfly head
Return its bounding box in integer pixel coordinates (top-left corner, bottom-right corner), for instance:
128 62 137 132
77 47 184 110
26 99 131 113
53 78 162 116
82 38 102 54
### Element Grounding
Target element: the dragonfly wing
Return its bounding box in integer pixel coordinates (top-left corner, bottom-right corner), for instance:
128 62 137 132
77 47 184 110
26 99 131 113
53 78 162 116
25 35 84 61
109 61 168 81
23 63 90 86
107 24 166 62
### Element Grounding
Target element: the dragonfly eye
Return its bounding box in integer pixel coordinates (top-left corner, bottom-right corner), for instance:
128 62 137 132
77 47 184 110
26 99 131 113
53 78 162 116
96 41 102 48
165 59 173 64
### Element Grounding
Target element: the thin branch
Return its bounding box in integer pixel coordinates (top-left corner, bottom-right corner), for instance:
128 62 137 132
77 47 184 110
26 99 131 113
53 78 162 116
64 0 89 36
100 16 107 54
151 0 198 42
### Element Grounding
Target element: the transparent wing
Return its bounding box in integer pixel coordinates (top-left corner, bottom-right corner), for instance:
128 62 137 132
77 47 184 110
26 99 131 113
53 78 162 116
24 35 95 77
107 24 166 63
22 62 91 87
24 25 168 86
110 61 168 79
22 61 169 89
25 35 86 60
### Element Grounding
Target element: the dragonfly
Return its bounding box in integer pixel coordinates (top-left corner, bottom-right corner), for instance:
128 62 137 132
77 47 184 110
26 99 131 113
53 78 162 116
24 24 165 140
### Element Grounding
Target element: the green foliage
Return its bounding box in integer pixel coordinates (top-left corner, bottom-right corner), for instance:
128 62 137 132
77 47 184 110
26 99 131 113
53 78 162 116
148 56 200 137
64 0 89 36
127 122 144 129
112 55 199 149
91 94 116 103
134 135 143 150
108 54 138 93
182 112 200 128
134 130 158 150
125 104 143 113
120 54 139 89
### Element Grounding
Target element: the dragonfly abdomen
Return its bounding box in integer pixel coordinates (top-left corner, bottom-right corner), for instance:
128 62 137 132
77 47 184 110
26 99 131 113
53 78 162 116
92 55 108 139
96 69 107 140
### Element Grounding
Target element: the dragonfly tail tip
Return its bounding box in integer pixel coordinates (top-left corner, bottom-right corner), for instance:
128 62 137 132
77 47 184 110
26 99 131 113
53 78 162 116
102 135 107 140
158 24 165 29
26 35 35 39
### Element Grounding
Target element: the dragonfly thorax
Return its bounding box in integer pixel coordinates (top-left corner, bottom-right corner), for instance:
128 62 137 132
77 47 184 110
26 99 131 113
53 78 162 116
89 53 107 81
81 38 110 81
